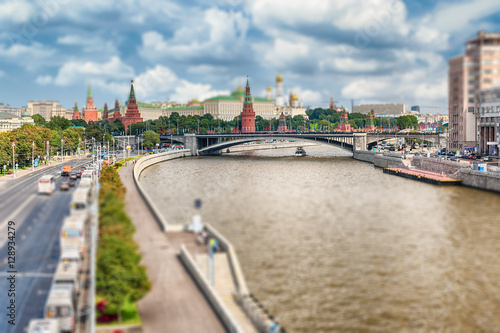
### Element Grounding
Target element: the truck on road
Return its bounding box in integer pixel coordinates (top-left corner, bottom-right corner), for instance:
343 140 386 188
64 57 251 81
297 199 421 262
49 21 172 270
61 165 72 176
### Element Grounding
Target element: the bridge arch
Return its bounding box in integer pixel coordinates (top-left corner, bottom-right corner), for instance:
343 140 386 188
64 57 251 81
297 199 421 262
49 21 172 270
196 135 354 155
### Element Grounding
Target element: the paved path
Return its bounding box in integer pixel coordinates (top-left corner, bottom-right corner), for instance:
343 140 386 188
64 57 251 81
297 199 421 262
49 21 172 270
197 253 258 333
119 165 225 333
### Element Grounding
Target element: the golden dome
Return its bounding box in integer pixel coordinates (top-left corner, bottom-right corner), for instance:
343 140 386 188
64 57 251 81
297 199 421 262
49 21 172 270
236 86 244 92
291 93 299 101
276 73 283 82
266 86 273 92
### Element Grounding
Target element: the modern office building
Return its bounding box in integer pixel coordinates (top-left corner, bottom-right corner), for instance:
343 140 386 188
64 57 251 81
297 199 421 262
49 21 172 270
27 100 68 120
448 31 500 153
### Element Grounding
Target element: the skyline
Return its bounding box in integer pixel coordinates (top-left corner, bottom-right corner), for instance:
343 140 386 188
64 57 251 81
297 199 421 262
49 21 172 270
1 0 500 112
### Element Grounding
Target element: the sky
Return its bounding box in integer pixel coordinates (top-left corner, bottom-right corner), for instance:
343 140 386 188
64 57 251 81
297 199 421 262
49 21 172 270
1 0 500 114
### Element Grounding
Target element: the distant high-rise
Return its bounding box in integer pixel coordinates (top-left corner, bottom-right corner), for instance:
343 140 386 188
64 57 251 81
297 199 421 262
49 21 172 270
448 31 500 153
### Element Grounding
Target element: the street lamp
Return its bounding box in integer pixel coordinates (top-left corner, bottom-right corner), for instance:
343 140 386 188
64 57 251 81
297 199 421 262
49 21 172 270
46 140 49 164
11 142 15 178
197 119 200 134
61 139 64 162
177 119 179 135
32 141 35 171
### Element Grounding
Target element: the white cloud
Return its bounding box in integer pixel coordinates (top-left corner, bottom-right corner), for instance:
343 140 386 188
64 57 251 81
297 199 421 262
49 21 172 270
51 56 134 86
0 42 56 70
0 0 34 24
57 34 118 54
134 65 230 103
36 75 52 85
138 8 249 62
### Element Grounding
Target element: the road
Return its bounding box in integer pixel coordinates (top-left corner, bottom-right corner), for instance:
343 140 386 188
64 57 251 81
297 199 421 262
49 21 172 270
0 159 90 333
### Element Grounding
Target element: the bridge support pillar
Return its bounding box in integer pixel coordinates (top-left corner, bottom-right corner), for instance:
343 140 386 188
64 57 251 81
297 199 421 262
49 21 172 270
184 134 198 156
353 133 367 151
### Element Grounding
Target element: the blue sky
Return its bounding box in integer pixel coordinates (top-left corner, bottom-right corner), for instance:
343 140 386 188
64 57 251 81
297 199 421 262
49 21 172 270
1 0 500 114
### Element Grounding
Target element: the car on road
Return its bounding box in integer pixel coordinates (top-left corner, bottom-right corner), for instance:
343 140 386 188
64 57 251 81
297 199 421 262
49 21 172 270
60 180 70 191
482 156 493 162
76 171 82 178
69 179 76 187
69 172 77 180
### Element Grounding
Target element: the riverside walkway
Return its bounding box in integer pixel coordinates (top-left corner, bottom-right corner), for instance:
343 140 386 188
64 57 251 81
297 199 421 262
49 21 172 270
119 164 225 333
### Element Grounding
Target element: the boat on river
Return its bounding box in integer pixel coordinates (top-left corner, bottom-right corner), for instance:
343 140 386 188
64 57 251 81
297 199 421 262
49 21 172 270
294 147 307 157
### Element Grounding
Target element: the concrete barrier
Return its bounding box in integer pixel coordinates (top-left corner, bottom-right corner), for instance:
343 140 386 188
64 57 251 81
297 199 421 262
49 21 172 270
459 169 500 192
353 150 406 168
179 244 245 333
133 150 190 231
204 223 249 295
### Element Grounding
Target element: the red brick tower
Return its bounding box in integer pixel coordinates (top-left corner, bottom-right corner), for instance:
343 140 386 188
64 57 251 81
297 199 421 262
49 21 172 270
240 76 255 133
83 85 98 123
102 103 108 122
329 97 336 110
339 107 352 132
278 112 287 132
113 99 121 122
364 109 375 132
72 102 81 120
122 80 143 131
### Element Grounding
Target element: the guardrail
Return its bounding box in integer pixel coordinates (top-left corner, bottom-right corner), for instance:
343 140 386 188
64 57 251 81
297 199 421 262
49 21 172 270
133 150 190 231
179 244 245 333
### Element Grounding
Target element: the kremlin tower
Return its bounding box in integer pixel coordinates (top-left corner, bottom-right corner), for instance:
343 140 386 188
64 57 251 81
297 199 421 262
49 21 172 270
72 102 82 120
278 112 287 132
275 72 284 108
329 97 336 110
102 103 108 122
339 107 352 132
365 109 375 132
240 76 256 133
113 99 121 122
122 80 143 131
83 84 98 123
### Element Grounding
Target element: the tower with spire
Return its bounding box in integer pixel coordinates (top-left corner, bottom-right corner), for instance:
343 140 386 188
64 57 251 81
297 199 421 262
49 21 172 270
339 107 352 132
113 99 121 122
83 84 98 123
102 103 108 122
240 76 256 133
72 102 82 120
364 109 375 132
122 80 143 131
275 72 284 108
329 97 336 110
278 112 287 132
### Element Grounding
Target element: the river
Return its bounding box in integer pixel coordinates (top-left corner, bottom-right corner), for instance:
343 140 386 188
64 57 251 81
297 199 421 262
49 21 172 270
139 145 500 332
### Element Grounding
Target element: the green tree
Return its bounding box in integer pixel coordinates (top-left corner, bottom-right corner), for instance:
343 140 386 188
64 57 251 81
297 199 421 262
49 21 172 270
46 116 72 131
142 130 160 148
70 119 88 128
32 114 46 127
397 115 418 129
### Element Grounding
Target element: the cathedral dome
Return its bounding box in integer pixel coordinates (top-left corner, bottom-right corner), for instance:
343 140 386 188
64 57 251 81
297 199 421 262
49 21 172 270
266 86 273 92
276 74 283 82
291 93 299 101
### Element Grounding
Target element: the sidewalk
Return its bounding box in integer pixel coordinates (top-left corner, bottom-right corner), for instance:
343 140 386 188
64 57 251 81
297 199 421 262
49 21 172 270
119 164 225 333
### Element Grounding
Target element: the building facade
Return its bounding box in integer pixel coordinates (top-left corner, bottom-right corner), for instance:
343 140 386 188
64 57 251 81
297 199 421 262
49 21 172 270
204 85 275 121
353 104 407 115
478 87 500 156
27 101 68 120
0 111 35 132
448 31 500 153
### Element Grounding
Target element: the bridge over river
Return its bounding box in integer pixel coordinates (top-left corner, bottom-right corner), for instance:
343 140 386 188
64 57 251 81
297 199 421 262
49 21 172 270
158 132 445 155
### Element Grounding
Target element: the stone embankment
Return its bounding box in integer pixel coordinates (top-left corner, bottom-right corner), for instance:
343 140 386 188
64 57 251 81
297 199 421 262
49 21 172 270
353 151 500 193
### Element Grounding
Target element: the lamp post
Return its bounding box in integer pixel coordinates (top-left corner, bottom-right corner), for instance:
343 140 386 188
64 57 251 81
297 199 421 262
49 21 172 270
176 119 179 135
61 139 64 162
46 141 49 165
12 142 15 178
197 119 200 134
32 141 35 171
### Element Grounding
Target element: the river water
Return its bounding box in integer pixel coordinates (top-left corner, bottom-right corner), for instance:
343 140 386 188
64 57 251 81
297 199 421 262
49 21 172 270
139 146 500 332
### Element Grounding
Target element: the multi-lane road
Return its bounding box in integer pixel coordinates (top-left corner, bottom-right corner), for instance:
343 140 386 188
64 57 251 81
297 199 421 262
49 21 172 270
0 159 90 333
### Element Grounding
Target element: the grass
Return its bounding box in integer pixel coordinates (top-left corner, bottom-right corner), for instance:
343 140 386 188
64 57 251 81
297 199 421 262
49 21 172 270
113 155 143 173
95 295 142 327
